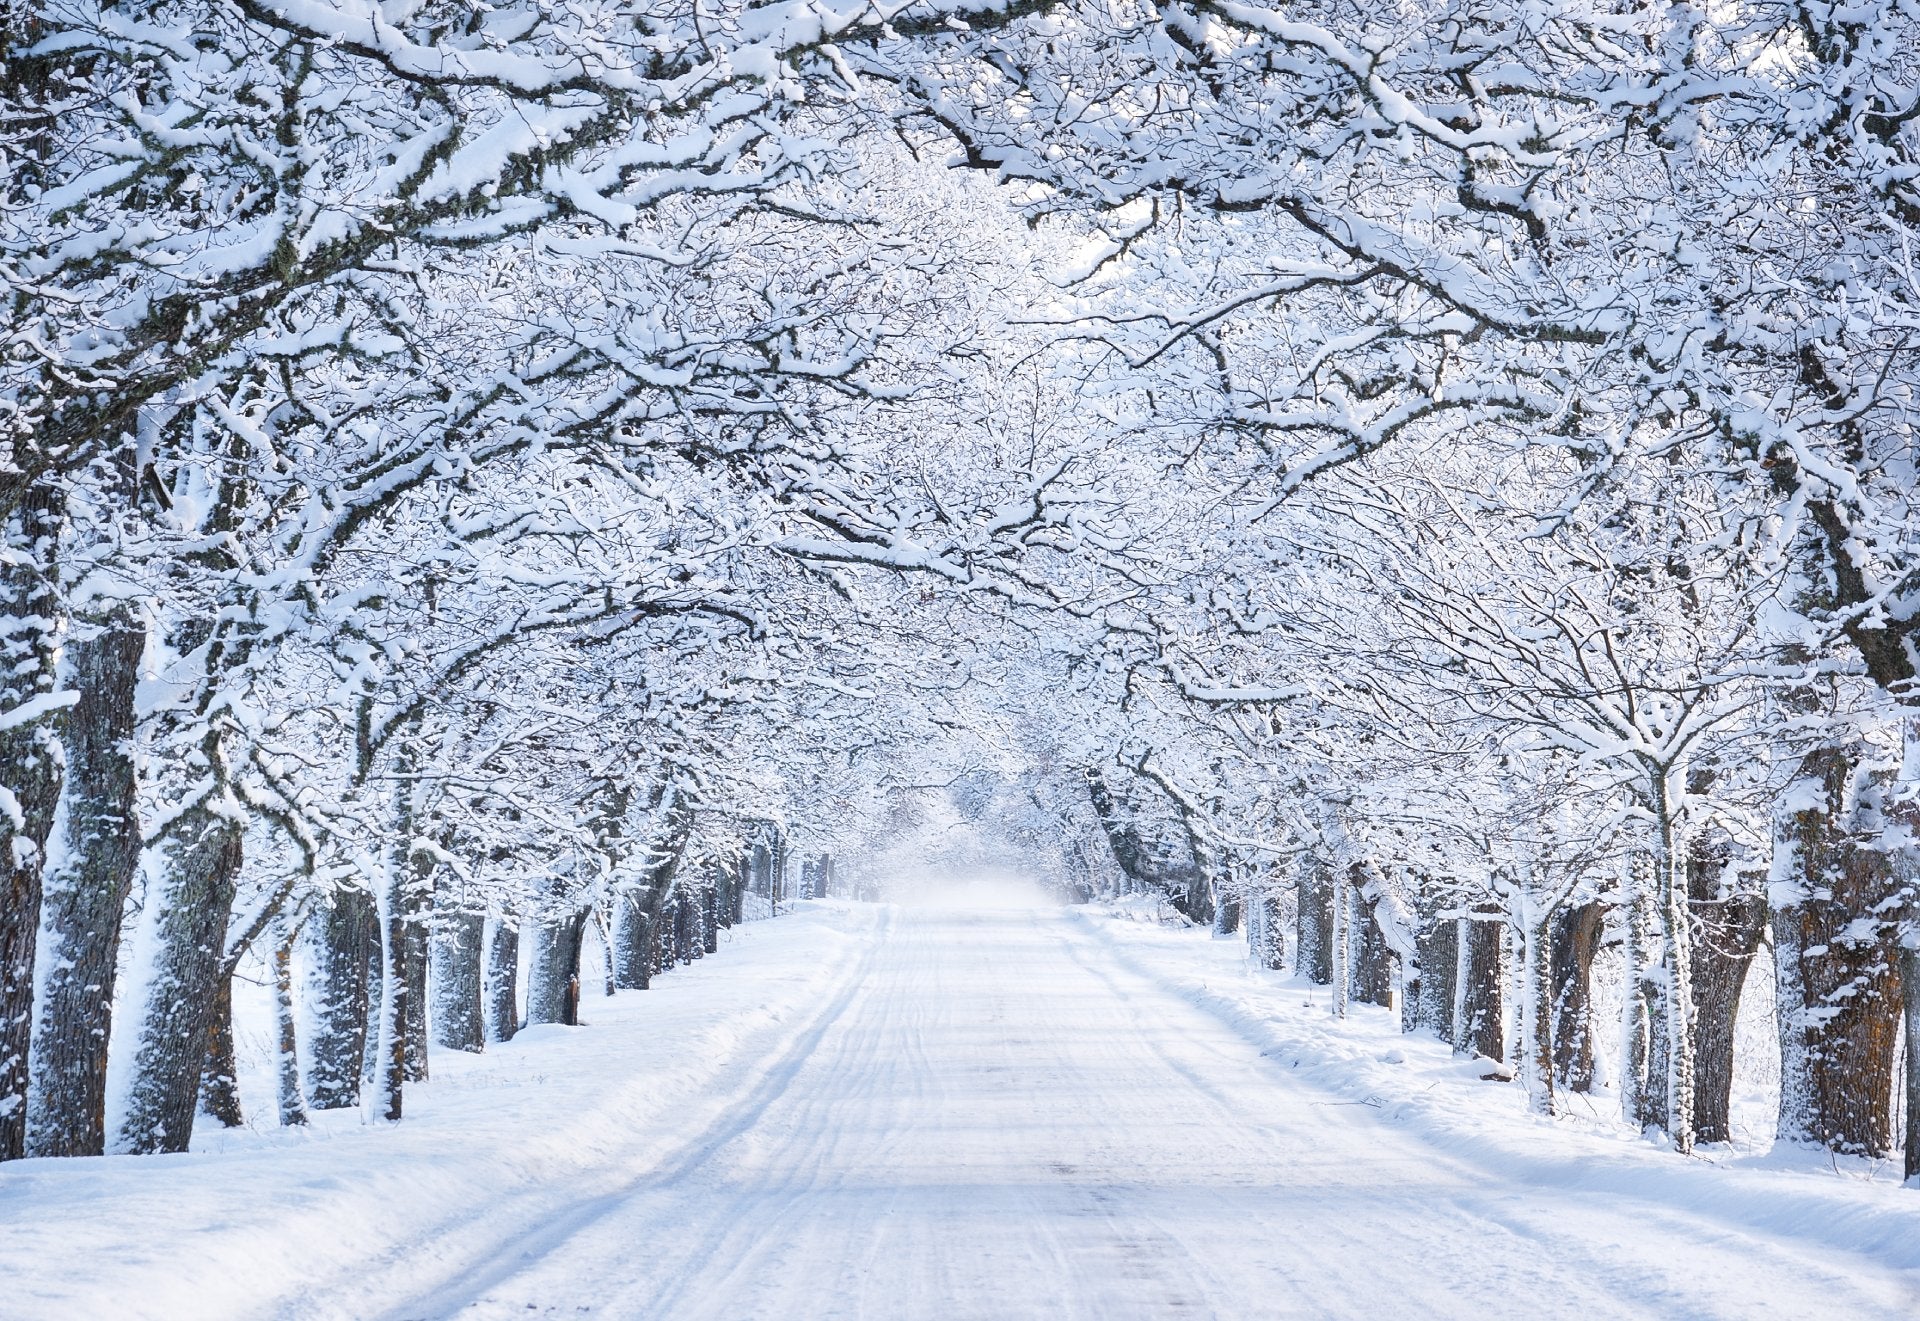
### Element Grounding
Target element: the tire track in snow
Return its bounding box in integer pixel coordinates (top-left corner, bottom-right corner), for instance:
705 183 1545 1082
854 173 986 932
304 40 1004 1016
389 905 1919 1320
364 906 895 1321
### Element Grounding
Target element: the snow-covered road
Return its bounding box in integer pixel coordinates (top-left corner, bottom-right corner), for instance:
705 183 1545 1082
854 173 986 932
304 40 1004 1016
6 900 1920 1319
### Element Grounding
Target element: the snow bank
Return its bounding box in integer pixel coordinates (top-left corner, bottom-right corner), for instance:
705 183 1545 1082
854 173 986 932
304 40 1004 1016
0 903 876 1321
1076 906 1920 1278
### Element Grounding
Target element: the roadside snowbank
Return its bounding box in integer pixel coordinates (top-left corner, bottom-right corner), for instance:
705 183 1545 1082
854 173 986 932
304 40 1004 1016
1077 904 1920 1278
0 903 874 1321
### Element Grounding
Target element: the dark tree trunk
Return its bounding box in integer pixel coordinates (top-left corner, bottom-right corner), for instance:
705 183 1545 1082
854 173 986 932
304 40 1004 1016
526 909 588 1026
1255 893 1285 970
375 856 409 1123
431 909 486 1054
199 972 244 1129
1409 916 1458 1039
28 608 142 1156
359 915 384 1088
273 922 306 1128
1461 912 1505 1063
119 810 244 1154
615 891 652 990
1688 883 1767 1144
0 481 65 1163
1296 862 1335 985
486 921 519 1043
1349 880 1395 1009
306 888 377 1110
1902 936 1920 1184
1550 901 1606 1092
729 856 747 925
598 903 617 996
702 882 719 955
1212 894 1242 937
1774 746 1905 1156
402 900 430 1083
1409 917 1458 1039
652 899 674 976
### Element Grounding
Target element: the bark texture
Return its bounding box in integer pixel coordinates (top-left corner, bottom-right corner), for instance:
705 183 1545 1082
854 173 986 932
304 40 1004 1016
118 811 243 1154
1687 863 1767 1144
486 921 520 1043
1348 875 1395 1009
526 909 588 1026
615 892 653 991
1254 893 1286 970
273 922 306 1128
1549 901 1605 1092
1902 936 1920 1184
27 609 142 1156
0 482 64 1163
306 888 378 1110
431 908 487 1054
1773 746 1904 1156
402 900 430 1083
199 972 243 1128
1409 915 1459 1040
1459 912 1505 1062
1295 862 1335 986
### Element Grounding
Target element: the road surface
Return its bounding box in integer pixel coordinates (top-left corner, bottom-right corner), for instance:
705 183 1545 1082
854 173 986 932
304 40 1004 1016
373 904 1919 1320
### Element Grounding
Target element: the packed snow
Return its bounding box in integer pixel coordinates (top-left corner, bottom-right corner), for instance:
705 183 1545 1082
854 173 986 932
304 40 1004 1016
5 896 1917 1320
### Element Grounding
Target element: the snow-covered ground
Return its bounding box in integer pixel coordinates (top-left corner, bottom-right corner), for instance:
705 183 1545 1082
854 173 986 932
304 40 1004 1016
5 896 1920 1319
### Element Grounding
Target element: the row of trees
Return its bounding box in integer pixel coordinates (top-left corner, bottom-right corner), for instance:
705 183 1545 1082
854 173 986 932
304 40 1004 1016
867 0 1920 1176
0 0 1093 1160
5 0 1918 1187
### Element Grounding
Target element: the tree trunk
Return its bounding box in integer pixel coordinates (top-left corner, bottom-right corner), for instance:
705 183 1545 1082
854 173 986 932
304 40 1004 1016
1521 914 1556 1115
305 888 377 1110
199 972 244 1129
1459 910 1505 1062
1549 901 1604 1092
1410 915 1458 1040
1654 800 1699 1154
1773 746 1904 1156
372 847 409 1123
273 921 306 1128
118 809 244 1154
1688 878 1767 1145
402 898 430 1083
702 882 720 955
597 902 617 995
431 909 487 1054
486 921 519 1043
0 480 65 1163
615 890 652 990
1212 893 1242 937
1296 861 1335 985
27 608 142 1157
1902 935 1920 1184
1254 893 1285 970
652 899 674 976
526 909 588 1026
1349 878 1395 1009
1621 858 1660 1131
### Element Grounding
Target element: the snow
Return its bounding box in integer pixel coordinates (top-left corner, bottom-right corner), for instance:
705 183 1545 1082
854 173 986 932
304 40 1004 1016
5 897 1920 1319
